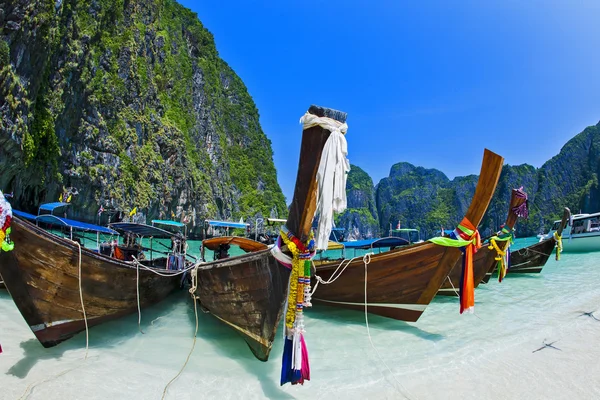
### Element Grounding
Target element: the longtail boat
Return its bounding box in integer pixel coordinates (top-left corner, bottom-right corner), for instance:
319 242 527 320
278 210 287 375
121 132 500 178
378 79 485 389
0 206 189 347
191 105 348 362
311 149 504 322
508 207 570 273
474 188 529 285
437 188 527 295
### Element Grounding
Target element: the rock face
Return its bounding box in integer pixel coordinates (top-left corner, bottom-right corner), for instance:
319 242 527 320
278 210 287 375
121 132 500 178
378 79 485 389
0 0 286 235
352 121 600 239
376 163 478 239
335 165 379 240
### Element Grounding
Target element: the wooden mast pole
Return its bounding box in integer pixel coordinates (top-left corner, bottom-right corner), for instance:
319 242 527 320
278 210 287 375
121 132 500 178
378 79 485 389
286 105 347 242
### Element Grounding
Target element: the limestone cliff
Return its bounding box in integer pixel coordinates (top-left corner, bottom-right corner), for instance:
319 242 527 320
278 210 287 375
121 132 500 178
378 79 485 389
335 165 379 240
0 0 286 234
361 121 600 239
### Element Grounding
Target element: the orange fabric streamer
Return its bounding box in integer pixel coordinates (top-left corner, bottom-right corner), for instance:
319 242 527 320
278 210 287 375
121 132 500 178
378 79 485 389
455 217 481 314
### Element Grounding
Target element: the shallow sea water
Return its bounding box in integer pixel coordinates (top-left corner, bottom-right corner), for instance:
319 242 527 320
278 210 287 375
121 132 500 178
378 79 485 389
2 238 600 399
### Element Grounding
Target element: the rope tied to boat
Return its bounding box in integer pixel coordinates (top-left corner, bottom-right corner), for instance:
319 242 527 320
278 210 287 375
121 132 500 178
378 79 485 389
279 227 315 386
310 254 366 295
0 190 14 253
300 112 350 250
487 227 514 282
17 239 88 400
429 217 481 314
554 231 563 261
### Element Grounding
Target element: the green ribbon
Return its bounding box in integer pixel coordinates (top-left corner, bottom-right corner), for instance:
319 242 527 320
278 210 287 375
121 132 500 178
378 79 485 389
429 236 473 247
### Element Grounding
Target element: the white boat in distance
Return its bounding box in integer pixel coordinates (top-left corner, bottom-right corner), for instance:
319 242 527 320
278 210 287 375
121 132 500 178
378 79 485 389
544 212 600 252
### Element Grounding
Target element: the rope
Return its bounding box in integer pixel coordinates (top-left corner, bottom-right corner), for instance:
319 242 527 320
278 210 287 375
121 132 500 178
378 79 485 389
131 256 197 277
136 261 145 334
362 253 416 400
75 241 89 360
445 276 460 298
18 240 89 400
310 255 364 295
161 267 199 399
514 247 553 258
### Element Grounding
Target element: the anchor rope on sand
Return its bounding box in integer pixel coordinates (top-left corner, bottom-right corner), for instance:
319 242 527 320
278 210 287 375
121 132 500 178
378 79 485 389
136 261 145 334
161 266 200 399
362 253 415 400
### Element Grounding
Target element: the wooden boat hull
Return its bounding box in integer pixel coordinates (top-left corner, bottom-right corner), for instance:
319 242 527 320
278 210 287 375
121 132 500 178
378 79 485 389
508 238 556 273
313 149 504 321
437 247 498 296
0 217 182 347
193 250 290 361
313 242 460 322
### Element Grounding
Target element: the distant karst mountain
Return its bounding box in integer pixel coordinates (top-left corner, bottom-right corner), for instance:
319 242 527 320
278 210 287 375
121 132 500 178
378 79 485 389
334 165 379 240
0 0 286 235
344 121 600 239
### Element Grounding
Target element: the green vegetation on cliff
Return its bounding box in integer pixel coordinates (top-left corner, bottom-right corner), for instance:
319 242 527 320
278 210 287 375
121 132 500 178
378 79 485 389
335 165 380 239
0 0 286 229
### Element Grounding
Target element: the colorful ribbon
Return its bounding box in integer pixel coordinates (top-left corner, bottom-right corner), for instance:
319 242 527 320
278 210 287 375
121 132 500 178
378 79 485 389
430 217 481 314
454 218 481 314
0 191 14 253
279 228 315 386
512 187 529 219
487 227 514 282
554 231 562 261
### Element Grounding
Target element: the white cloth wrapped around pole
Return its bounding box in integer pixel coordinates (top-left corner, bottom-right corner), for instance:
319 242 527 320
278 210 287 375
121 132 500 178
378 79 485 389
299 112 350 250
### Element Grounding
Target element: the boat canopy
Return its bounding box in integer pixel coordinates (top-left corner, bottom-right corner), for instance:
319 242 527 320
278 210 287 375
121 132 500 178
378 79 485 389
266 218 287 224
37 214 118 235
202 236 268 252
206 220 248 229
390 228 418 233
38 202 70 213
151 219 185 228
341 237 409 249
326 240 345 250
109 222 177 238
13 209 37 221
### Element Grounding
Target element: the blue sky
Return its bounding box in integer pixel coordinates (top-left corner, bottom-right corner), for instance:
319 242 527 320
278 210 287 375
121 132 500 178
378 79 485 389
179 0 600 202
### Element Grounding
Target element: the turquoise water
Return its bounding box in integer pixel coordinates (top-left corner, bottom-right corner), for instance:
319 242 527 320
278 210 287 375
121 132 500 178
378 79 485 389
2 237 600 399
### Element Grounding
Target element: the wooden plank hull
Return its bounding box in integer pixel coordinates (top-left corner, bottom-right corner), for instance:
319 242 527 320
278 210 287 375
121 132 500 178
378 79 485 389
313 242 460 321
508 238 556 274
0 217 182 347
193 250 290 361
437 247 498 296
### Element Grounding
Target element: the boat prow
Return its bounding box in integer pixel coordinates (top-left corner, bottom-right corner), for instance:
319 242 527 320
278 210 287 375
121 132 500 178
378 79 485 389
191 105 349 361
313 149 504 321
